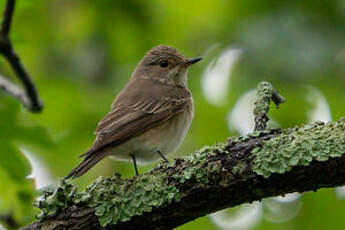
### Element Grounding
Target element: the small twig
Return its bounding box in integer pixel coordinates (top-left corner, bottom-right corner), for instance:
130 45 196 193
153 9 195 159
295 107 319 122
0 0 14 36
253 81 285 131
0 0 43 112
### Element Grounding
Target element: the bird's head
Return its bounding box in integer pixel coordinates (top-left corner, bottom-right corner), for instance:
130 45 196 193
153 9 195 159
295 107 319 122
132 45 202 86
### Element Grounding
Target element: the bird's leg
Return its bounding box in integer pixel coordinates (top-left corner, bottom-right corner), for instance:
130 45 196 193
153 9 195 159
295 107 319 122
130 154 139 176
156 150 169 163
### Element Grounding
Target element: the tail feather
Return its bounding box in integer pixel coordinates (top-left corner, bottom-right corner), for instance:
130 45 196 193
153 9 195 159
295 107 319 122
78 148 94 158
65 150 108 179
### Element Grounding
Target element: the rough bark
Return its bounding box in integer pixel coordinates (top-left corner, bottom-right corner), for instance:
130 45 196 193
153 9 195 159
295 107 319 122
21 118 345 230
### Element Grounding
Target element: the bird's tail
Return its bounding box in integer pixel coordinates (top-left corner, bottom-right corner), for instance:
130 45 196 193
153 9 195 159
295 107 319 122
65 149 108 179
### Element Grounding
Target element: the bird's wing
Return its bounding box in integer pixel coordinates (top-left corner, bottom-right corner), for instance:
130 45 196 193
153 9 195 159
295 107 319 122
82 78 192 157
92 98 190 150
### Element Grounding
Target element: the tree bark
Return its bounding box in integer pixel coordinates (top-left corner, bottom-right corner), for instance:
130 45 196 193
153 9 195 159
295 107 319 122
21 119 345 230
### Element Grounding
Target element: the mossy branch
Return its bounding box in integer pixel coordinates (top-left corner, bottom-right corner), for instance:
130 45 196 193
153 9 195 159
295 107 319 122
253 81 285 131
21 83 345 230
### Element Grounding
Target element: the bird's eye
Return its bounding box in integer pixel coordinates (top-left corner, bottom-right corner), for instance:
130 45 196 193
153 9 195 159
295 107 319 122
160 61 169 68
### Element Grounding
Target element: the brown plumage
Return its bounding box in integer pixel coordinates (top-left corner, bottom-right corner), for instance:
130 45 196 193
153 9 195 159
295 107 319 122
65 45 201 179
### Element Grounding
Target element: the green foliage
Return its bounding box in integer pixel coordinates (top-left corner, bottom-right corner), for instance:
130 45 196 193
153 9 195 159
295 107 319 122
0 98 42 224
253 120 345 178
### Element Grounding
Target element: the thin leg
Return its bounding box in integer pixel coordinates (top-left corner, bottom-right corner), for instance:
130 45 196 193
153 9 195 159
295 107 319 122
130 154 139 176
156 150 169 163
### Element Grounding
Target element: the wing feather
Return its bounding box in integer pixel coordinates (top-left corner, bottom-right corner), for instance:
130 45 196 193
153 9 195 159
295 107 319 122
87 96 191 156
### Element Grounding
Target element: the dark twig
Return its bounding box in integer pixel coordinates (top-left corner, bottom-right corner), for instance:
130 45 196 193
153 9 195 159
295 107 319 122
0 0 43 112
0 0 14 36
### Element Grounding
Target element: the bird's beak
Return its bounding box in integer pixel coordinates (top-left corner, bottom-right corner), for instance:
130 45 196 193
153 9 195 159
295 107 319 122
185 57 202 65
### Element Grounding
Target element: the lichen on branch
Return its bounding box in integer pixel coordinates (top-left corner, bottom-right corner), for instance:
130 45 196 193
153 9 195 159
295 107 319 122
78 172 180 226
253 81 285 131
253 120 345 178
23 119 345 230
34 180 78 221
34 144 228 227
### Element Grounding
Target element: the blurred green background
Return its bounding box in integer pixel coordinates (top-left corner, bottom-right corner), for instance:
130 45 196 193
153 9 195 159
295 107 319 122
0 0 344 229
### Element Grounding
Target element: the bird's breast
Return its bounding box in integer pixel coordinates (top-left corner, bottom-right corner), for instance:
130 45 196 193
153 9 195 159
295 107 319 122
135 98 194 162
110 97 194 164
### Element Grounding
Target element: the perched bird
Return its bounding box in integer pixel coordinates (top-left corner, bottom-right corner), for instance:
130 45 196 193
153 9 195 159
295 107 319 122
65 45 201 179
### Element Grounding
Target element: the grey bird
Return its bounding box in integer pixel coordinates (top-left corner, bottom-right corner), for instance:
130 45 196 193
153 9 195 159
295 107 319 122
65 45 201 179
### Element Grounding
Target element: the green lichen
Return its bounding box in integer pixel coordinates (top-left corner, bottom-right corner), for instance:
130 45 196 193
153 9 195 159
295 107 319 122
76 173 180 227
232 161 247 175
172 144 226 184
34 180 78 220
253 120 345 178
253 81 285 131
186 144 225 163
35 172 179 227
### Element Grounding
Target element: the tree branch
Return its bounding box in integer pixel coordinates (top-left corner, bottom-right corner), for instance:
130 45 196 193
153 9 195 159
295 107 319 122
0 0 14 36
21 83 345 230
0 0 43 112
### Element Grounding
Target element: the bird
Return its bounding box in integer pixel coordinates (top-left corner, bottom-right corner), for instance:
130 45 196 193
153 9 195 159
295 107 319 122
65 45 202 179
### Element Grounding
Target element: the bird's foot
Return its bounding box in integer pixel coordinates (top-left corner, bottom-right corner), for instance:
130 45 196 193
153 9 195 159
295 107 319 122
156 150 169 163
